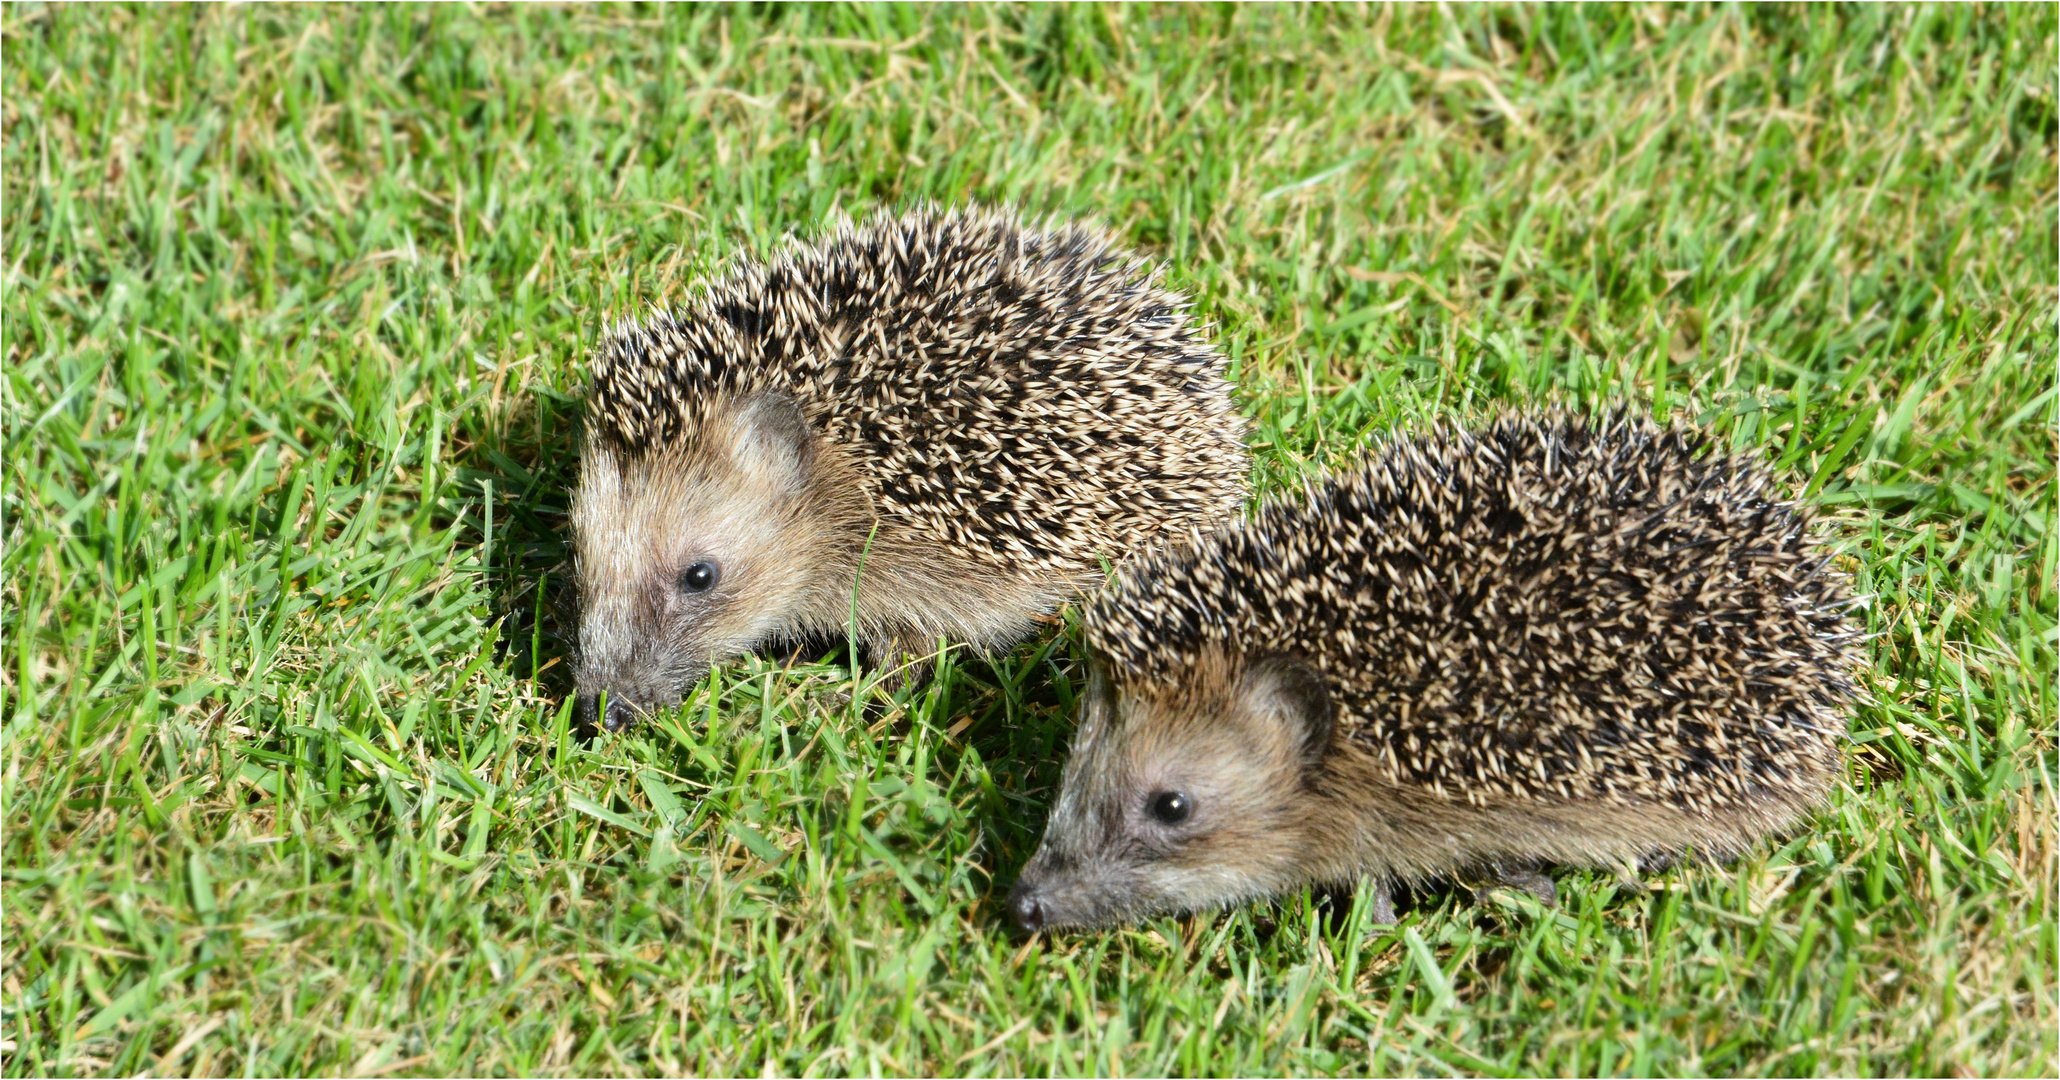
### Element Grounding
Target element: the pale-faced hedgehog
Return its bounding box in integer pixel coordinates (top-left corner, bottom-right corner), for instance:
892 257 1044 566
1008 411 1861 931
573 206 1249 730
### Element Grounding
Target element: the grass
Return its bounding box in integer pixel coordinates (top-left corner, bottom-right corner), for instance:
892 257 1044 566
2 3 2054 1076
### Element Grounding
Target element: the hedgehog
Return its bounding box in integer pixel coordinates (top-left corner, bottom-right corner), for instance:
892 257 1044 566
1006 410 1862 931
571 205 1250 731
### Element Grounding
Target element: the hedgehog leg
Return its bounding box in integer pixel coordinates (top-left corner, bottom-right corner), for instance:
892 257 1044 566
865 633 936 693
1638 848 1684 874
1490 859 1559 908
1366 879 1397 926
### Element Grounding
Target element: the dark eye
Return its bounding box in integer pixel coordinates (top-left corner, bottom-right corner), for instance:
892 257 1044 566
1148 791 1191 825
679 560 720 594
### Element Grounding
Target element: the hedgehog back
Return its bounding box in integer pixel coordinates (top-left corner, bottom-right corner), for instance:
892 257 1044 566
586 207 1249 572
1085 413 1860 810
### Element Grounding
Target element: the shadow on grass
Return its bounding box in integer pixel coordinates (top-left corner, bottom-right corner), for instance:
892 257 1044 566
447 379 584 706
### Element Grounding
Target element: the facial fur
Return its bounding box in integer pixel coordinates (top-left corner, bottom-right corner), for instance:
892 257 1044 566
1008 649 1336 931
1010 651 1832 934
571 393 867 730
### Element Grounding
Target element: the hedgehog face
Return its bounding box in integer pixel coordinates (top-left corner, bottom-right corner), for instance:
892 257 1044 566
572 393 852 730
1008 650 1336 931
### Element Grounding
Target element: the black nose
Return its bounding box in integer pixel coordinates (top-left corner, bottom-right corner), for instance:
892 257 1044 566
1007 883 1046 933
578 693 638 733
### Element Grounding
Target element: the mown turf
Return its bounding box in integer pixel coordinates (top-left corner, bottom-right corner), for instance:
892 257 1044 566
2 4 2054 1076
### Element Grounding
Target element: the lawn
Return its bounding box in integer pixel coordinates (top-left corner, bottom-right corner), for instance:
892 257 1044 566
2 4 2054 1076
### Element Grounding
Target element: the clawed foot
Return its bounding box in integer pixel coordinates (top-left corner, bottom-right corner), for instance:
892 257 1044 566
864 636 938 695
1489 859 1559 908
1638 848 1685 875
1367 879 1397 925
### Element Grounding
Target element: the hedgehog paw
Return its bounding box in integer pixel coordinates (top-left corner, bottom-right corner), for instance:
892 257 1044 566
1491 861 1559 908
1367 879 1397 926
1637 848 1685 874
865 635 936 694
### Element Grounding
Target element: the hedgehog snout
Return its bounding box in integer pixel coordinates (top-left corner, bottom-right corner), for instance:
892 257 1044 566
574 650 709 732
576 691 640 733
1006 881 1047 933
573 616 715 733
1006 857 1086 932
1005 844 1142 932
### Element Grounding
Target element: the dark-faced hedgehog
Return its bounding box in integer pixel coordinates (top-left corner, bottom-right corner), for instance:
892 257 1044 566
572 206 1250 730
1008 411 1861 931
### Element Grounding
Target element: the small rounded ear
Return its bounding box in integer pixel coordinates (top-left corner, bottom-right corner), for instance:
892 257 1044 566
1242 654 1336 768
732 392 815 492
